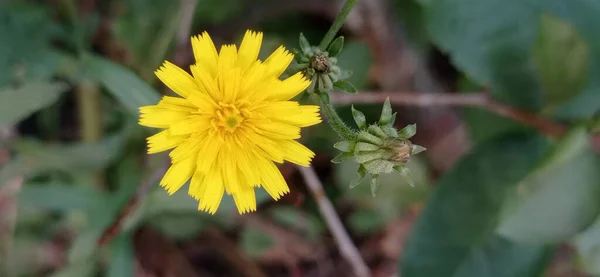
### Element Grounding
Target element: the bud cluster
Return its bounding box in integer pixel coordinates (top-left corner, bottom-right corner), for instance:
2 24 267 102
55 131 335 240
332 98 426 196
292 33 356 96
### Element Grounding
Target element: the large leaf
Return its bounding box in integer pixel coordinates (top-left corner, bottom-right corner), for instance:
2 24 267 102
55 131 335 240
574 217 600 275
497 128 600 243
533 14 589 110
0 82 68 127
401 133 550 277
0 135 125 184
107 234 134 277
426 0 600 117
83 53 161 115
0 3 62 86
18 184 105 213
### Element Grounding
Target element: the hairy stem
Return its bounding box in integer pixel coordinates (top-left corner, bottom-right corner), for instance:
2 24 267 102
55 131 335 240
318 0 359 50
316 95 357 140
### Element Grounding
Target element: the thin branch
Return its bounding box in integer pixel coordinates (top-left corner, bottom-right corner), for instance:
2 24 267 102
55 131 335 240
331 92 568 138
297 165 370 277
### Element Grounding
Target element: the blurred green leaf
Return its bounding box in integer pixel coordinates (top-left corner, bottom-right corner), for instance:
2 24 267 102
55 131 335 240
349 209 386 235
337 158 430 223
452 236 552 277
401 133 550 277
268 207 325 240
426 0 600 118
67 229 103 264
241 226 275 258
0 2 62 86
82 53 161 115
0 81 68 127
18 184 105 213
0 135 125 184
107 234 134 277
574 217 600 275
336 41 372 90
49 258 96 277
497 128 600 243
533 14 589 110
112 0 180 77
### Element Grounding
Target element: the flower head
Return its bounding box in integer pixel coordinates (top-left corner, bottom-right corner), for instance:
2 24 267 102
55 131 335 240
139 30 322 214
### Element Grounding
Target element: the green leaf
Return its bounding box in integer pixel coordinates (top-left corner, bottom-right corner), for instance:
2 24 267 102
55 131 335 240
333 79 357 94
574 217 600 275
398 124 417 139
327 36 344 57
333 140 355 152
0 3 62 86
0 82 67 127
0 135 125 184
452 236 552 277
497 128 600 243
379 97 392 126
427 0 600 118
331 152 353 164
351 105 367 130
533 13 589 110
401 133 550 277
49 258 96 277
82 53 161 115
350 165 367 189
298 32 312 54
241 226 275 257
18 184 105 213
107 234 134 277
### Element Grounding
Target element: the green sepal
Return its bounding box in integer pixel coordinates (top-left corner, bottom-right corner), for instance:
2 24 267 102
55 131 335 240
334 140 355 152
411 144 427 155
367 125 387 139
331 152 353 164
379 97 392 126
327 36 344 57
350 165 367 189
355 142 380 152
333 80 357 94
398 124 417 139
351 105 367 130
299 33 312 55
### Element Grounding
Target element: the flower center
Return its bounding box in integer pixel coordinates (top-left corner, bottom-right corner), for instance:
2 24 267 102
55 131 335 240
214 102 245 133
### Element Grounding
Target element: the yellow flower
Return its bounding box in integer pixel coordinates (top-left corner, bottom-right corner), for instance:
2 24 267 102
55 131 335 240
139 30 322 214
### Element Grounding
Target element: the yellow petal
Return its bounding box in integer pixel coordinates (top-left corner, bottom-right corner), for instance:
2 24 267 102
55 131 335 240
146 130 186 154
220 146 240 195
237 30 263 73
251 119 301 140
188 171 206 200
232 184 256 214
155 61 198 98
169 135 202 162
278 139 315 166
169 115 212 136
160 154 196 194
139 106 190 128
190 64 221 102
265 72 311 100
257 158 289 200
191 31 218 77
198 163 225 214
264 45 293 78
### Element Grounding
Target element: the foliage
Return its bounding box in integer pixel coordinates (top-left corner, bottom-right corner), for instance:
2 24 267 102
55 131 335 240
1 0 599 276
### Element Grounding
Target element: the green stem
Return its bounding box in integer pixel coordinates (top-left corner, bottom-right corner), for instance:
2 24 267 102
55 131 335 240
318 0 359 50
316 95 356 140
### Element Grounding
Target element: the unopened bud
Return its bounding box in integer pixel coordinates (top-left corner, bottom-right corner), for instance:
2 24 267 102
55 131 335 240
387 139 412 163
311 54 330 73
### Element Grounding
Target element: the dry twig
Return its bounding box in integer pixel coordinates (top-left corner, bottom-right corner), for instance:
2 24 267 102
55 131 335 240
331 92 567 138
297 165 370 277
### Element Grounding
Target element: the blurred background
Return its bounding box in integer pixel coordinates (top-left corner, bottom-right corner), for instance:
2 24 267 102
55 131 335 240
1 0 599 276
